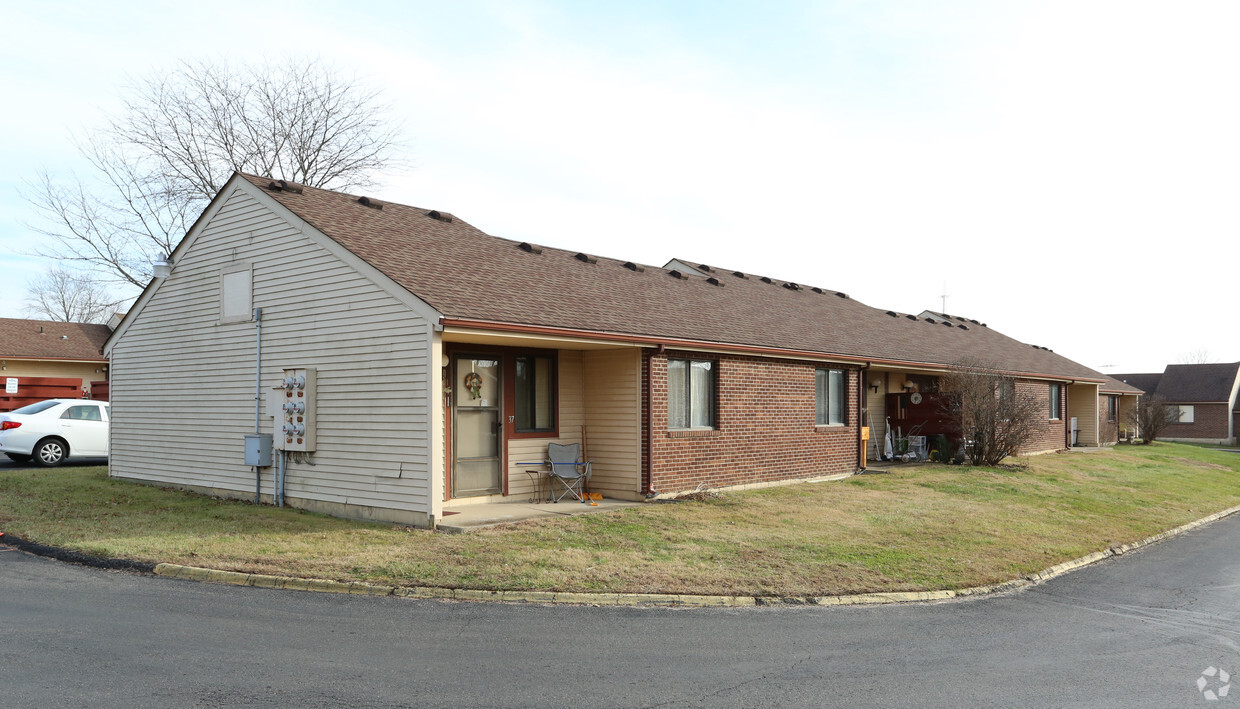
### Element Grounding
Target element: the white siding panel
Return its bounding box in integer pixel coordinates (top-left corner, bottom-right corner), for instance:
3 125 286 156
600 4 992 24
109 188 435 521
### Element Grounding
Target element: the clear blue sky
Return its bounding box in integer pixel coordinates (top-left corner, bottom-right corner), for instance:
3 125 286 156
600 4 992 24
2 0 1237 373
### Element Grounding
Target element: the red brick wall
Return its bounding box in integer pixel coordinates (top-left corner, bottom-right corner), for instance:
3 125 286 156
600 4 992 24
1164 403 1231 440
643 350 861 495
1098 394 1119 445
1020 379 1068 454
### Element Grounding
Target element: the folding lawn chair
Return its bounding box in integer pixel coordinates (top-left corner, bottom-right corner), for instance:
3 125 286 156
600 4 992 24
546 442 592 503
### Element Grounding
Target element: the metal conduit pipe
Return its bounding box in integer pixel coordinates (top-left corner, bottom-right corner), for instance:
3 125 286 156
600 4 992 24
253 308 263 504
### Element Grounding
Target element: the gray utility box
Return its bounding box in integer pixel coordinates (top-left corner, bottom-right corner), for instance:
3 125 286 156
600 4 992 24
245 433 274 467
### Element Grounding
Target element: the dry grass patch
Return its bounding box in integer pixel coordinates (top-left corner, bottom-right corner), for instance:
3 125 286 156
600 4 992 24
1 443 1238 597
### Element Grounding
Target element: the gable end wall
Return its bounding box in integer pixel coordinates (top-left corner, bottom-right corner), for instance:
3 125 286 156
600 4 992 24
108 187 435 524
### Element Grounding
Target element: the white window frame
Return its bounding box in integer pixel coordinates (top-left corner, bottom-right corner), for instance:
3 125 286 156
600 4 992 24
1169 404 1195 424
1049 383 1061 420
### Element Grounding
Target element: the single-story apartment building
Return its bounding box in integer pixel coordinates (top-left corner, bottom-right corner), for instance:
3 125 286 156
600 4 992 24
1116 362 1240 445
105 173 1119 526
0 317 112 411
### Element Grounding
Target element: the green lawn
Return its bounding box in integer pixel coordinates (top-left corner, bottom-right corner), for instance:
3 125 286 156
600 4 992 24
1 442 1237 597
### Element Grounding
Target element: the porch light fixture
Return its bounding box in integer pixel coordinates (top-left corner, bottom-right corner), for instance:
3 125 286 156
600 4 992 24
152 253 173 279
870 378 882 393
902 381 914 391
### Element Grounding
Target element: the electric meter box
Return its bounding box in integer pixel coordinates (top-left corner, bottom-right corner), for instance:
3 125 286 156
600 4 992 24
245 433 273 467
274 366 317 452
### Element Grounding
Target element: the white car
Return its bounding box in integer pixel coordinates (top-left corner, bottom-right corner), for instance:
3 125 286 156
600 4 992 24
0 399 110 466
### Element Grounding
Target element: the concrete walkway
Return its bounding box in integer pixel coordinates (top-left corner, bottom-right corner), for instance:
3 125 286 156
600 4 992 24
438 497 645 532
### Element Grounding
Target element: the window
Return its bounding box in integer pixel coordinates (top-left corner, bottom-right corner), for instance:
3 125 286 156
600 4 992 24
1169 404 1195 424
1107 396 1117 422
1049 384 1061 420
668 358 716 429
514 355 555 432
220 263 253 323
61 405 102 421
816 368 847 425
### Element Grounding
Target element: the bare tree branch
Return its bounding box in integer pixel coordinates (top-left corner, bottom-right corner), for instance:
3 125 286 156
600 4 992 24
24 56 405 297
938 358 1045 466
24 266 124 323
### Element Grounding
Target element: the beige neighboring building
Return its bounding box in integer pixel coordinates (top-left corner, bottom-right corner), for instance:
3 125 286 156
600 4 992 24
0 318 112 411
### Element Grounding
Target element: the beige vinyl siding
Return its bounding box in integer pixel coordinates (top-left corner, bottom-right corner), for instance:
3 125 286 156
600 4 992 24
865 375 889 460
0 361 107 395
582 348 642 499
109 187 434 520
1067 383 1099 447
504 351 585 500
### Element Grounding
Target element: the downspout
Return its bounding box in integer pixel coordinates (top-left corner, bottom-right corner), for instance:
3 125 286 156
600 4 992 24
253 307 263 504
644 344 665 498
857 363 870 472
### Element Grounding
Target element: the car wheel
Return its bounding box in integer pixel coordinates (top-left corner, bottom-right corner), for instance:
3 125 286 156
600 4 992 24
34 439 68 467
5 453 32 463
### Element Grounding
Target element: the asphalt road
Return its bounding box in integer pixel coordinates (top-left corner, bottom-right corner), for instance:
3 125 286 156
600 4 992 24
3 513 1239 708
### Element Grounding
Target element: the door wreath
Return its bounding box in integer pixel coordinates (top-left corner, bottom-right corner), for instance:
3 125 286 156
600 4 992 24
464 372 483 399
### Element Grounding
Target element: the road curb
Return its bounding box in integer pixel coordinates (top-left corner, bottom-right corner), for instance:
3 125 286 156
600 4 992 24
144 502 1240 608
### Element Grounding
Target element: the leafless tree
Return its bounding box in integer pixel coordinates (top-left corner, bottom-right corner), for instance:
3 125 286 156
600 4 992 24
938 359 1044 466
25 57 403 291
1175 348 1213 364
24 266 122 324
1127 394 1174 444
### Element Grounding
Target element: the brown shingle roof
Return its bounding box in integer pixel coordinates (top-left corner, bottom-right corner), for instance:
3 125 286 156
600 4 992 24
1130 363 1240 402
0 318 110 361
240 173 1106 382
1100 375 1143 395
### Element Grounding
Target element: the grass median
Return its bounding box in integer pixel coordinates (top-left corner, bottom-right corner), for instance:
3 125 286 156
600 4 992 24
2 442 1238 597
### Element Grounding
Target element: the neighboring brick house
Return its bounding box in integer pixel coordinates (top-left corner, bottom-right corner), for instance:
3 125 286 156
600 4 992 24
106 173 1116 527
0 318 112 412
1115 362 1240 445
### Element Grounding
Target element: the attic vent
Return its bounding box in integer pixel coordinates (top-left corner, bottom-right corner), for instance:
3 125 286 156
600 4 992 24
357 196 382 209
623 261 644 272
697 264 714 273
835 292 848 299
906 314 918 320
732 271 747 279
886 311 898 317
706 277 722 286
783 282 800 291
266 179 303 194
759 276 773 284
426 210 453 223
957 324 969 330
574 252 597 264
810 287 824 294
669 270 685 279
517 242 543 254
942 321 953 327
970 319 979 324
925 317 937 324
980 323 988 328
